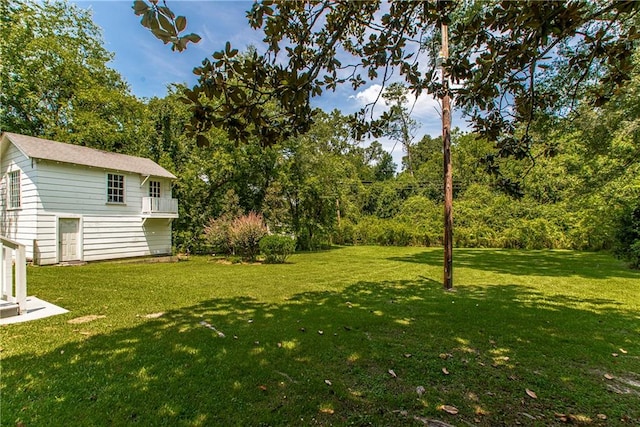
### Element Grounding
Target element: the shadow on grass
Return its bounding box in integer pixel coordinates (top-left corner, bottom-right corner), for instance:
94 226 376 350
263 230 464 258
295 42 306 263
389 248 640 279
2 279 639 426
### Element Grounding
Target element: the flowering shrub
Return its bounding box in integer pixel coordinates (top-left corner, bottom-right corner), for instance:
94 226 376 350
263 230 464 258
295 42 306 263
229 212 267 261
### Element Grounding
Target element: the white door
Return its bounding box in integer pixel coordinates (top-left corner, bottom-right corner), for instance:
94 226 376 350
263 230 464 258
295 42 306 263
59 218 80 262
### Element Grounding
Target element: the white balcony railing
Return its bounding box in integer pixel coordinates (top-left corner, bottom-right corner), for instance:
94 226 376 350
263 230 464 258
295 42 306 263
141 197 178 218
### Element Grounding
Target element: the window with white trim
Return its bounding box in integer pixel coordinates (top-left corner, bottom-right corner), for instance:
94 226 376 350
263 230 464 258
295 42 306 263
107 173 125 203
149 180 161 198
8 170 21 209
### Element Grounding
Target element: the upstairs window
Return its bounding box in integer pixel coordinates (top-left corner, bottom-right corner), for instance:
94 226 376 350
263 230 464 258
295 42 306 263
149 180 161 198
107 173 125 203
8 170 21 209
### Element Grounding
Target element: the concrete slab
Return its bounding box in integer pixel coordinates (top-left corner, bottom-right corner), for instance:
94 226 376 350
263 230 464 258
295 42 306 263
0 296 68 325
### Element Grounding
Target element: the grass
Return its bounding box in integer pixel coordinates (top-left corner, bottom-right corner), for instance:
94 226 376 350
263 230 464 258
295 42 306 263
1 246 639 426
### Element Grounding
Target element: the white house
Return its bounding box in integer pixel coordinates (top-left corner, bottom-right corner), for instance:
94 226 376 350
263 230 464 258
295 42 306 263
0 132 178 265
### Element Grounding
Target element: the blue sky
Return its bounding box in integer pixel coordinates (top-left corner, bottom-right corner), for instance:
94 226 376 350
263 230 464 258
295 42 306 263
73 1 464 166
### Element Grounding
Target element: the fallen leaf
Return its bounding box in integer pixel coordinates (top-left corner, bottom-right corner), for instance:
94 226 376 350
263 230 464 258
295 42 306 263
277 342 282 348
442 367 450 375
475 406 488 416
555 413 567 422
439 353 452 360
612 353 619 357
416 385 426 396
258 385 267 391
604 373 614 380
403 353 412 358
439 405 459 415
597 413 607 420
525 389 537 399
388 369 397 378
317 330 324 335
324 379 332 386
619 348 628 354
319 408 334 415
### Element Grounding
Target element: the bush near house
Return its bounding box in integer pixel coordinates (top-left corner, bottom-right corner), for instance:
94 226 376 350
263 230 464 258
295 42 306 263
204 212 267 261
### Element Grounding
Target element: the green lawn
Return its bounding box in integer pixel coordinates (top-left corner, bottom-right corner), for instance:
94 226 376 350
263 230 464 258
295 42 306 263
1 246 639 426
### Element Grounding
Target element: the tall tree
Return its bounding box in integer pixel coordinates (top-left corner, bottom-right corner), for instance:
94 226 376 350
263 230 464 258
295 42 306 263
2 0 143 151
382 83 419 176
272 110 363 249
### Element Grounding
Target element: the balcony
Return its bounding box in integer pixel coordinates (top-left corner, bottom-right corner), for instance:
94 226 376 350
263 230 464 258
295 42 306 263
141 197 179 219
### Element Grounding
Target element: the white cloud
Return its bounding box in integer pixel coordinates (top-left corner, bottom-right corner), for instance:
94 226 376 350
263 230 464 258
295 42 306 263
353 84 385 106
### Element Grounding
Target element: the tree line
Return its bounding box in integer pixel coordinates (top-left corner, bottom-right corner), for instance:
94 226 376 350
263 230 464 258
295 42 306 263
2 1 639 267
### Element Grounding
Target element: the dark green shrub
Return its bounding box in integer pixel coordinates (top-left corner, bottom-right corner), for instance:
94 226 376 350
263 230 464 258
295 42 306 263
332 220 355 245
614 203 640 268
260 235 296 263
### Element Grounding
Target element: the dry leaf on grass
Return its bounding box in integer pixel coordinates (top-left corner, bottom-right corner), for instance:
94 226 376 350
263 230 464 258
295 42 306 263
416 385 426 396
324 379 332 386
525 389 537 399
439 405 459 415
475 406 488 416
604 373 614 380
619 348 628 354
442 367 450 375
388 369 397 378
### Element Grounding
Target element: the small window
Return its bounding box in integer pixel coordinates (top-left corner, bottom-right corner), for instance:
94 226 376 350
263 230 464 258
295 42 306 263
8 170 21 209
107 173 125 203
149 180 161 198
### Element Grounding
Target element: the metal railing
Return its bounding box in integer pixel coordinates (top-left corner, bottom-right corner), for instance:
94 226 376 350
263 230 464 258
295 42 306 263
1 236 27 314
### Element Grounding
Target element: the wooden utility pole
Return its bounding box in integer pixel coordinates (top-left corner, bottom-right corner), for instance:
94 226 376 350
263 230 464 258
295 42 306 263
441 18 453 290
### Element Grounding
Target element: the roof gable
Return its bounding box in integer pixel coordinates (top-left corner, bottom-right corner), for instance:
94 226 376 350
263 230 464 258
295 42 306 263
1 132 176 179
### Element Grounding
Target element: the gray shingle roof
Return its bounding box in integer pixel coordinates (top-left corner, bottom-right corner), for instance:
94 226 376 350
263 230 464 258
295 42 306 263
2 132 176 179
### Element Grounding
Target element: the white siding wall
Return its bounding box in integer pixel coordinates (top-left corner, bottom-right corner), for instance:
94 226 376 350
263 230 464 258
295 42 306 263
0 144 38 258
33 160 173 265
